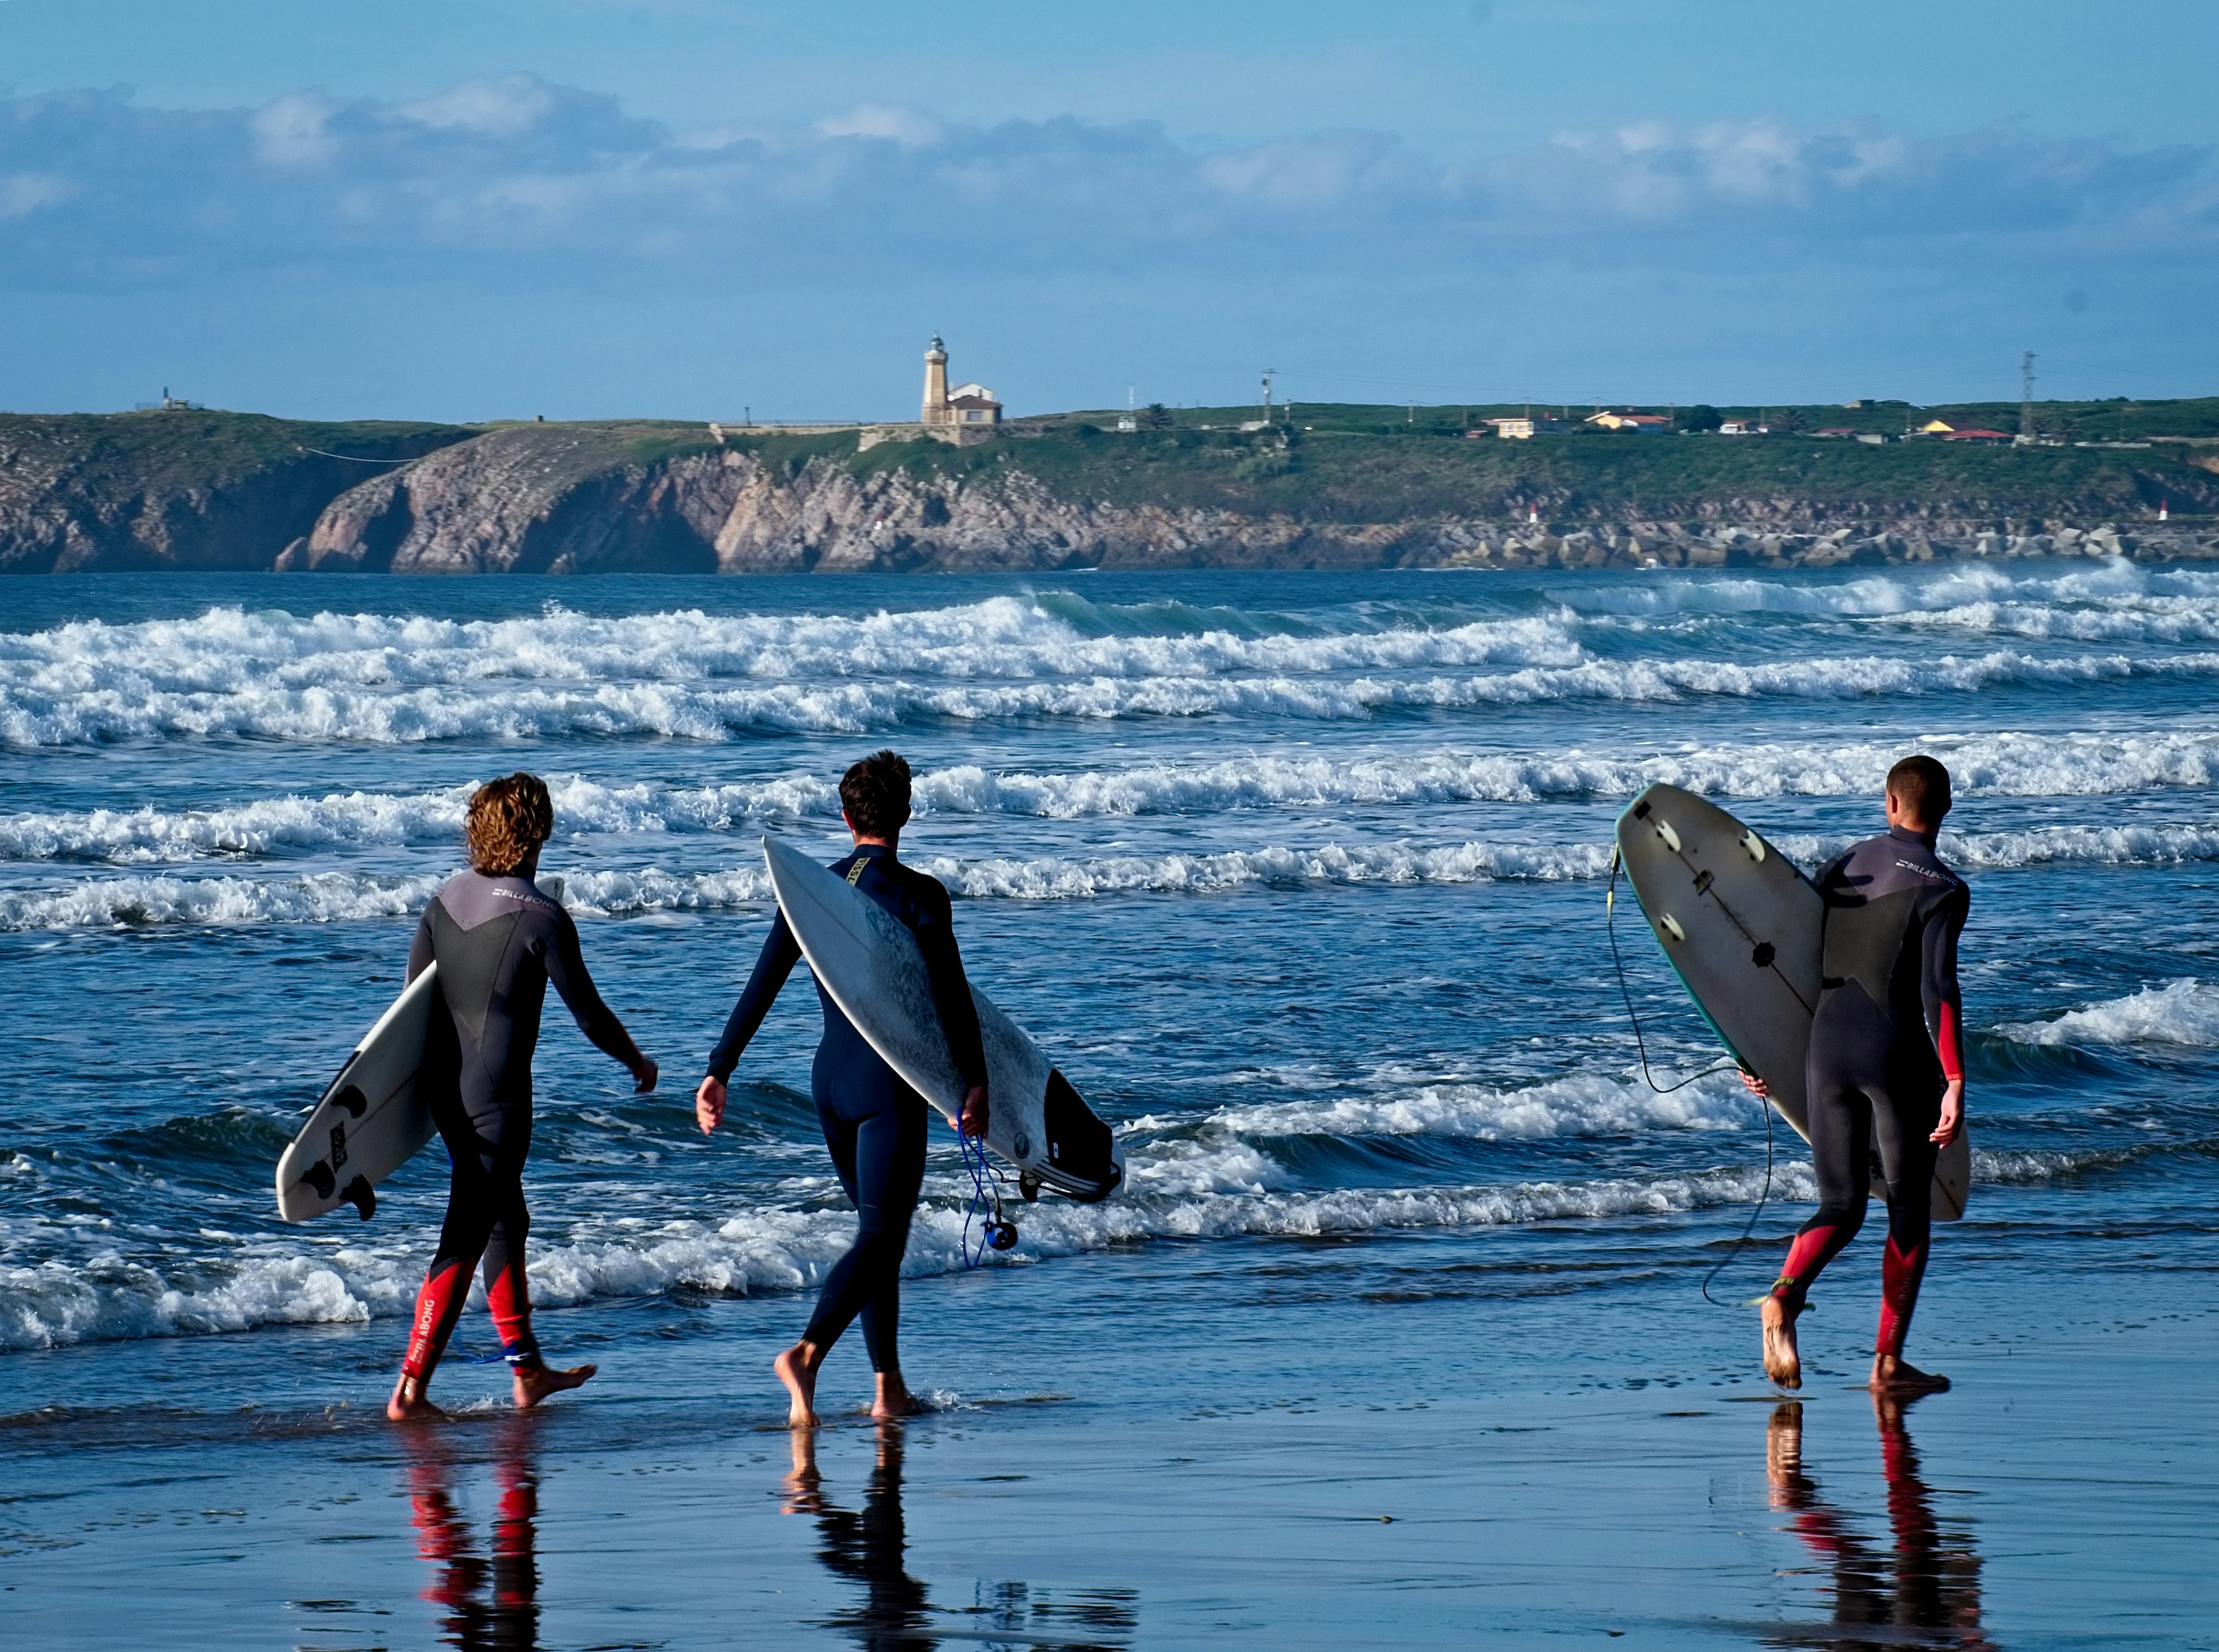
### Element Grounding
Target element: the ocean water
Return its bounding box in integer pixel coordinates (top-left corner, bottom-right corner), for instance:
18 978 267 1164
3 563 2218 1646
2 560 2216 1358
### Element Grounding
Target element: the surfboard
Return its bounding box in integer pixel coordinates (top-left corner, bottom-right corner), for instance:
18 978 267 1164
761 836 1124 1203
275 964 442 1223
1613 785 1971 1221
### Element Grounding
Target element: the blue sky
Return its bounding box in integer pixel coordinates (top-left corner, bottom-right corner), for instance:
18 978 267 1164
3 1 2216 422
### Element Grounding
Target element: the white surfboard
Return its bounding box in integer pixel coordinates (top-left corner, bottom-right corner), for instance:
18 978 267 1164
762 836 1124 1202
275 964 442 1223
1614 785 1971 1221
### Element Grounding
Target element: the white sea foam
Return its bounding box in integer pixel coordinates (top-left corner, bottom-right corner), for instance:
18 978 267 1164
1568 558 2219 620
1205 1068 1752 1139
0 842 1614 930
8 731 2217 867
9 591 2219 745
12 819 2219 931
1997 978 2219 1048
2 1111 2141 1352
0 1161 1815 1352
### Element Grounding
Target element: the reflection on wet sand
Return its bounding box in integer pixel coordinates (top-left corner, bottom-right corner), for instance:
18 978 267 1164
404 1419 540 1652
1763 1395 1995 1651
784 1424 1137 1652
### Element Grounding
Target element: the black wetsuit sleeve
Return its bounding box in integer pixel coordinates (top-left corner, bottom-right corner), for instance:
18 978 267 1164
1921 885 1970 1080
706 912 803 1082
542 908 635 1068
407 908 434 984
915 883 988 1090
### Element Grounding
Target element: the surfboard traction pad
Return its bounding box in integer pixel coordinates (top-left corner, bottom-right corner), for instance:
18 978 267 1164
763 837 1123 1203
1614 783 1970 1221
275 964 441 1223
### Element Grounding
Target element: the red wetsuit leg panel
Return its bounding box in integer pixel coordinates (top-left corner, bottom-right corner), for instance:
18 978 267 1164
403 1258 474 1382
1876 1234 1929 1356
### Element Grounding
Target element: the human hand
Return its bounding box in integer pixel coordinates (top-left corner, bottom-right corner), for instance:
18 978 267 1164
696 1074 727 1135
1930 1079 1963 1146
958 1085 990 1139
633 1057 659 1094
1740 1068 1770 1100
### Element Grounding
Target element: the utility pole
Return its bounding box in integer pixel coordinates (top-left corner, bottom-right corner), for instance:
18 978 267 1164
2019 351 2037 444
1262 368 1275 424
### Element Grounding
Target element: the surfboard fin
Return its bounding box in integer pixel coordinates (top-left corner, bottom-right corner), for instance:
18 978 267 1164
342 1176 376 1221
303 1160 337 1200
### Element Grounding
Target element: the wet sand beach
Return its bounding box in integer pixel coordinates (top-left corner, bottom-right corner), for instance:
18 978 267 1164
6 1191 2213 1650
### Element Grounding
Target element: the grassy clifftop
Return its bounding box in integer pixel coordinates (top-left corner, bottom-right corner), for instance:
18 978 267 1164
4 399 2217 573
0 410 473 572
828 398 2219 528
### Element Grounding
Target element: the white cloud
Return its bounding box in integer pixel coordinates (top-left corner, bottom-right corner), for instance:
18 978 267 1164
395 75 560 138
814 103 944 147
0 80 2208 295
251 93 340 169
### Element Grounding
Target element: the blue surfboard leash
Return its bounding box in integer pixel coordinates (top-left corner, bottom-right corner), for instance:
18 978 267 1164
1607 848 1777 1306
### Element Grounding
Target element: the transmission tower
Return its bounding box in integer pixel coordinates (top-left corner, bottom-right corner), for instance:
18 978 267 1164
1262 367 1275 424
2019 351 2037 443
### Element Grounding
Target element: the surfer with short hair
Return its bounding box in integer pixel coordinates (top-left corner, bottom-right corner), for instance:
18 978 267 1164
388 772 659 1423
695 749 990 1428
1745 754 1968 1396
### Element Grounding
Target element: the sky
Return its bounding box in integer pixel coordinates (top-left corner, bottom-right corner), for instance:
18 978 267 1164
3 1 2216 423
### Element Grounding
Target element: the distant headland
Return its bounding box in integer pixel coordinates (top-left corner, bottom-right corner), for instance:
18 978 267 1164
4 342 2216 574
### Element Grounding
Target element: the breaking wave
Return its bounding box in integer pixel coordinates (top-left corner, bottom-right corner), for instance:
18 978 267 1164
12 820 2219 931
9 595 2219 746
1998 979 2219 1049
10 731 2218 866
0 1120 2154 1352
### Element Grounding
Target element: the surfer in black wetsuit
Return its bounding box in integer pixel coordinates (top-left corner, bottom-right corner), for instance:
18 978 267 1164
694 750 989 1428
388 773 658 1423
1745 755 1967 1396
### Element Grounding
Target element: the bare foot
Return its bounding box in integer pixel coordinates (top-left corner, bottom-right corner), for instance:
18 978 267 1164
871 1372 930 1420
387 1373 446 1423
512 1362 596 1410
775 1341 823 1429
1761 1296 1803 1390
1869 1353 1949 1395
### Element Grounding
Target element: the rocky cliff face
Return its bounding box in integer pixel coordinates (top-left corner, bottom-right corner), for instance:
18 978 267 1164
290 435 2219 574
0 413 470 574
282 424 739 574
8 412 2217 575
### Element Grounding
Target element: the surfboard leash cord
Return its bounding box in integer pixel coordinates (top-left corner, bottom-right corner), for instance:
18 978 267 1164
1606 849 1779 1307
958 1129 1017 1268
1605 849 1742 1096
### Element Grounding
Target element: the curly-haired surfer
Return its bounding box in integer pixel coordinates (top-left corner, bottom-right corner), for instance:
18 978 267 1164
388 773 658 1422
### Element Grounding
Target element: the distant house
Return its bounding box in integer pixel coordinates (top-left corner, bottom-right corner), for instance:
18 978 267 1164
1915 419 1956 436
1813 427 1859 438
1940 428 2015 446
1483 415 1561 440
1718 419 1770 436
946 383 1002 427
1855 432 1891 446
1586 411 1670 433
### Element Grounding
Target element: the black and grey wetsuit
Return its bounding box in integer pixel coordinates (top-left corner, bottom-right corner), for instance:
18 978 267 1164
706 844 987 1372
401 870 634 1379
1773 825 1970 1355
